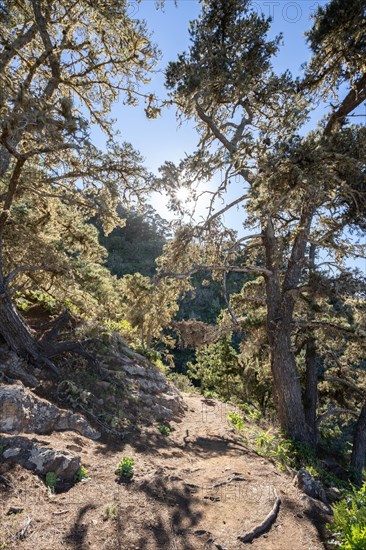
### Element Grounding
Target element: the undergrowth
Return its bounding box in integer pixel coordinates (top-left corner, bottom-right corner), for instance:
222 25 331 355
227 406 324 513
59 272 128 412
227 410 347 489
328 483 366 549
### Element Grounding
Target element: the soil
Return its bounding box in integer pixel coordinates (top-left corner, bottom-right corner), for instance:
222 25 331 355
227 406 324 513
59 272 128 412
0 393 329 549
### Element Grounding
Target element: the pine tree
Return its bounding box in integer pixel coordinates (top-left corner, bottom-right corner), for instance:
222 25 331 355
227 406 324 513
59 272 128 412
158 0 366 442
0 0 159 367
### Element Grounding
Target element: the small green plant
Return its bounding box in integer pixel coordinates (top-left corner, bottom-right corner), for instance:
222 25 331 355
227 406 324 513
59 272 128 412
203 389 220 399
74 465 90 482
228 411 244 431
0 445 4 455
45 471 57 491
115 457 134 480
328 483 366 549
239 403 262 422
158 424 171 436
253 429 293 471
103 504 117 521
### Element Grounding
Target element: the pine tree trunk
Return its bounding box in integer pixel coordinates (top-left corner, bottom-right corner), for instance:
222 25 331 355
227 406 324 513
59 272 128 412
269 325 309 442
304 336 318 446
0 293 42 361
262 217 312 443
351 400 366 486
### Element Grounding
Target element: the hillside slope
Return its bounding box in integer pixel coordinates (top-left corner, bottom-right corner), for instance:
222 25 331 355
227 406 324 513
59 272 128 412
0 392 328 550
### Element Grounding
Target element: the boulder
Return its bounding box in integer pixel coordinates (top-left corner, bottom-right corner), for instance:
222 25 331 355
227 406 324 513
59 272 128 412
0 435 80 480
101 344 186 421
294 468 328 504
0 385 100 440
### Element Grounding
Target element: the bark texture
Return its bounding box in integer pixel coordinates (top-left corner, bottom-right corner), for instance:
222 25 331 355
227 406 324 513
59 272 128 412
304 336 318 445
351 400 366 485
0 294 42 362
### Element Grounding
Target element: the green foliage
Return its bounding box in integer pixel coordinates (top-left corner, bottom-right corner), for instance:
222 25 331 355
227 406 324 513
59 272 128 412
0 445 4 455
328 483 366 549
118 273 181 348
45 472 57 491
239 403 262 423
188 335 241 402
74 466 90 482
99 205 170 278
0 0 162 362
103 319 139 348
252 429 293 471
228 411 244 431
167 372 196 393
115 457 135 480
158 424 171 437
306 0 366 97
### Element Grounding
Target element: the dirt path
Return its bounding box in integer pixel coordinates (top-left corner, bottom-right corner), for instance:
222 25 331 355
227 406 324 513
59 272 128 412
0 393 327 549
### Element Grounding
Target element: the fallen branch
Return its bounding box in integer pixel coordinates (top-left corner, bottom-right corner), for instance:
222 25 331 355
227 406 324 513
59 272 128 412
15 516 32 540
238 490 281 544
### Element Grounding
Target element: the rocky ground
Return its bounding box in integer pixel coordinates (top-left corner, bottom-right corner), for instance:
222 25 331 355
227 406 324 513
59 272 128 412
0 390 330 550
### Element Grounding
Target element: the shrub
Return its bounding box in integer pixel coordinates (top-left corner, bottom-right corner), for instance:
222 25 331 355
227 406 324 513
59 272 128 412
228 411 244 431
115 457 134 480
253 429 293 471
45 471 57 491
328 483 366 549
74 466 90 482
167 372 195 393
239 403 262 422
158 424 171 436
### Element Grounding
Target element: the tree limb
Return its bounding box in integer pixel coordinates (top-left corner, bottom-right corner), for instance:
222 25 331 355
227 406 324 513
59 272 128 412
324 375 366 398
4 265 65 289
238 490 281 543
324 74 366 136
155 263 271 283
316 407 359 427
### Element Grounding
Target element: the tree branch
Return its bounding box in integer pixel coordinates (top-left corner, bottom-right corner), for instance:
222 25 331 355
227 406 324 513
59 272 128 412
0 24 37 75
316 407 359 427
5 265 65 289
324 375 366 398
295 320 362 336
324 74 366 136
198 193 250 233
155 263 271 283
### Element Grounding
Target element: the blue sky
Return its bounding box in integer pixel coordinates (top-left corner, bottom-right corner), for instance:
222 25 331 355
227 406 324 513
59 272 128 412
102 1 334 223
111 0 329 174
92 0 365 274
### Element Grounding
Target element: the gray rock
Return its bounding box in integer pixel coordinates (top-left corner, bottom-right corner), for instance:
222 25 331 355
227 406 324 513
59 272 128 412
294 468 328 504
0 385 100 440
326 486 342 502
101 342 185 421
0 435 80 480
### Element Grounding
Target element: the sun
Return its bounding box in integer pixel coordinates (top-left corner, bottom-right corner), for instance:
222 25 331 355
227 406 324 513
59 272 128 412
175 187 191 203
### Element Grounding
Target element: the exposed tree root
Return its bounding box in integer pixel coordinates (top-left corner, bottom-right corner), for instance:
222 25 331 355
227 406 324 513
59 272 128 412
213 474 246 488
238 489 281 544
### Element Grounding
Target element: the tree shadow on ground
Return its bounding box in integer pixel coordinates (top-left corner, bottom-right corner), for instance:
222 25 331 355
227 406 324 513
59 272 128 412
129 475 203 550
63 504 96 549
